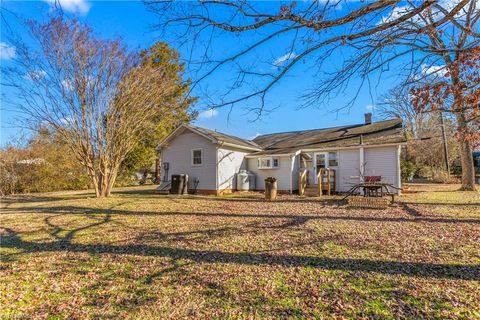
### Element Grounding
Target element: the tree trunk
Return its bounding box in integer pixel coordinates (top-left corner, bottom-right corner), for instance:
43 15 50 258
98 174 112 197
94 172 110 197
86 167 100 197
456 110 476 191
104 167 119 197
457 130 476 191
450 64 476 191
82 159 120 198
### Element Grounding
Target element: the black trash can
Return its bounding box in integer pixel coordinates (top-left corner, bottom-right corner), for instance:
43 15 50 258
171 174 188 194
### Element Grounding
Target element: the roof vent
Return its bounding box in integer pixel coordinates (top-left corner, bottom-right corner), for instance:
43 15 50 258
364 113 372 125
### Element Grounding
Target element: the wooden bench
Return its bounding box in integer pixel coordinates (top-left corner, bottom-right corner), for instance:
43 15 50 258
348 196 390 209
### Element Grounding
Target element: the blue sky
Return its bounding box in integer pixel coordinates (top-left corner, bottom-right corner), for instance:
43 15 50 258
0 0 400 146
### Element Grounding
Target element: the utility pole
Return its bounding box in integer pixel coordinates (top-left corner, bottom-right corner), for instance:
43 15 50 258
439 112 450 175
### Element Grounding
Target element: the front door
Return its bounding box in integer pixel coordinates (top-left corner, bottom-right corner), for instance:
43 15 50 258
314 152 328 184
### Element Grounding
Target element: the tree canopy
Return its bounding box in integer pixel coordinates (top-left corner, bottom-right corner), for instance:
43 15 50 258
3 16 195 197
121 42 196 179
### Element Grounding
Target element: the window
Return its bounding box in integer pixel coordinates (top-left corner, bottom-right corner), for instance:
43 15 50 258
191 149 202 166
259 158 271 168
316 153 326 169
328 152 338 167
258 157 279 169
273 158 279 167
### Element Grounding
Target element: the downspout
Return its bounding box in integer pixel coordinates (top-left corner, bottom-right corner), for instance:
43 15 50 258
216 142 223 195
158 148 165 182
396 145 402 195
359 135 365 195
290 155 294 194
359 148 365 181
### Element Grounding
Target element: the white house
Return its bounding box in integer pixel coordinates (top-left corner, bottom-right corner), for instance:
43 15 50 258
156 115 406 195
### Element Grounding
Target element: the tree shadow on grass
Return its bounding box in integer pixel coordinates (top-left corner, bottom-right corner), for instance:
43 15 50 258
401 201 480 207
187 196 344 205
111 188 158 196
399 203 422 217
1 226 478 281
5 205 480 225
110 191 345 205
0 193 95 206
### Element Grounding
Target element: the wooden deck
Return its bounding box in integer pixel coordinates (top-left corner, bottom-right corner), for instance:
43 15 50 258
301 185 337 197
299 168 336 197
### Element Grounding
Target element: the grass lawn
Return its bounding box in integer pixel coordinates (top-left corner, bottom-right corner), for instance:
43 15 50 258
1 184 479 319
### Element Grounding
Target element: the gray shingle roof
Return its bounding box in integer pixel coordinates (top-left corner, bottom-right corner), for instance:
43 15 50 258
161 119 405 154
187 124 262 150
249 118 405 156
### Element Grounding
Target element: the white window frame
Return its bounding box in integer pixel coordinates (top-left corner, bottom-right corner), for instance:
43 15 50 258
314 152 328 183
258 157 279 169
314 151 339 183
273 158 279 168
328 151 339 167
191 148 203 166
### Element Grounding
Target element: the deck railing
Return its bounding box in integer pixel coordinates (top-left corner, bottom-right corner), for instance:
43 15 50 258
298 169 309 196
317 168 336 196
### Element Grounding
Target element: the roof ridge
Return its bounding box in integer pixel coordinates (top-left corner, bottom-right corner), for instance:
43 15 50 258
253 118 401 139
187 124 262 149
253 118 403 150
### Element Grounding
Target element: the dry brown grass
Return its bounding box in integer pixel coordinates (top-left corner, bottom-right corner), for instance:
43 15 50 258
1 184 479 319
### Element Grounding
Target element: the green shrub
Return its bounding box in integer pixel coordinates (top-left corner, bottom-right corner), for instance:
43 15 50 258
401 160 417 182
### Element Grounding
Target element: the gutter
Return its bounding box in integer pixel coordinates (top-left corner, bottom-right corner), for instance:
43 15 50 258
301 142 407 152
245 153 297 158
219 142 262 152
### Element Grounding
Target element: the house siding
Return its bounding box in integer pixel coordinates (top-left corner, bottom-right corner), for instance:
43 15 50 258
160 131 217 190
337 149 360 192
217 147 248 192
159 126 402 195
364 146 400 190
302 151 341 188
247 156 293 191
299 146 401 193
291 155 300 192
301 152 316 186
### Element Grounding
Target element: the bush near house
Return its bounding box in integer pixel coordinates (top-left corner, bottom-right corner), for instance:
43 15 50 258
0 130 89 195
400 160 417 182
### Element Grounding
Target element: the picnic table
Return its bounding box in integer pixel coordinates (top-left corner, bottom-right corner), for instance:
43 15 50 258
342 180 400 203
359 182 392 198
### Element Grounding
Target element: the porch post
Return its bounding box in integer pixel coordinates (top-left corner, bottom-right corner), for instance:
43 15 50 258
290 155 294 194
359 147 365 195
155 158 160 183
396 145 402 195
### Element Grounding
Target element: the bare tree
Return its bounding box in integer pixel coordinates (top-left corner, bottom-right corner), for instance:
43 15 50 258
399 2 479 190
147 0 478 189
2 17 178 197
363 1 479 189
377 86 427 139
377 87 461 180
146 1 465 110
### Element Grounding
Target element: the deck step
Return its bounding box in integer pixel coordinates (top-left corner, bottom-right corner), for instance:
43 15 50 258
303 186 319 196
156 181 171 194
302 185 335 197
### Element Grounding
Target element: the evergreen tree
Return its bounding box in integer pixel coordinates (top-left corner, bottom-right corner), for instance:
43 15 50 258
121 42 197 181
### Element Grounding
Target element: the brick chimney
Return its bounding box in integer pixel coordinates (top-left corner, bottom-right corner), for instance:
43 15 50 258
364 113 372 125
